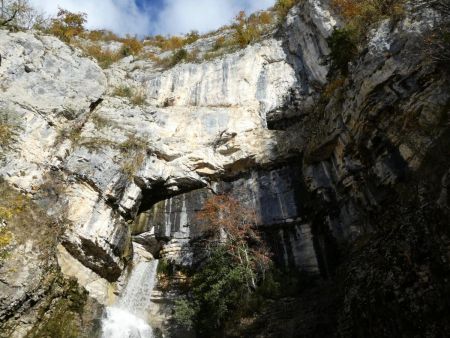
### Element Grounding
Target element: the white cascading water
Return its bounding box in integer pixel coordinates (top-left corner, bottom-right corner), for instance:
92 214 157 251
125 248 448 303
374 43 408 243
101 260 159 338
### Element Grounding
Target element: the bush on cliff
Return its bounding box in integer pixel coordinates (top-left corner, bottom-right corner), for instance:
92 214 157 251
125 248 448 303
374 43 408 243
0 183 28 261
145 30 200 51
0 224 12 261
331 0 405 41
173 195 271 335
274 0 300 19
0 124 13 148
326 0 405 77
49 8 87 42
80 44 122 69
326 28 358 76
119 36 143 56
232 10 274 47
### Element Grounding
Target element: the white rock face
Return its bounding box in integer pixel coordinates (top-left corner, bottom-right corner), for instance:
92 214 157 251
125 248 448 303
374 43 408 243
284 0 338 85
0 0 336 292
0 29 107 190
57 244 111 304
0 30 106 117
143 39 296 113
62 182 130 281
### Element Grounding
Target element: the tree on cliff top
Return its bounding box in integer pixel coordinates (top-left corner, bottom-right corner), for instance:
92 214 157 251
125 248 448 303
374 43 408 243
0 0 47 29
49 8 87 43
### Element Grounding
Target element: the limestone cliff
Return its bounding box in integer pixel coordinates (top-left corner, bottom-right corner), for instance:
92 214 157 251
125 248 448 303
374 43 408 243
0 0 449 337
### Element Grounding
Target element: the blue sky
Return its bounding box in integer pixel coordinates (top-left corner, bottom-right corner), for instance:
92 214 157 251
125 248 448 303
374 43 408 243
30 0 276 36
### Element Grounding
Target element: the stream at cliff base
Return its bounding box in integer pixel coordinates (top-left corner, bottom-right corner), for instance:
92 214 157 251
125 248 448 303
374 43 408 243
101 260 159 338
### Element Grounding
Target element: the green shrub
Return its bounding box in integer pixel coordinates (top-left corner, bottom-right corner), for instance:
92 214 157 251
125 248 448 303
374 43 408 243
56 126 82 146
145 31 200 51
171 48 189 64
90 114 110 130
233 11 259 47
146 35 185 51
173 297 197 331
157 258 174 276
157 48 193 68
174 246 252 334
174 195 271 334
0 185 29 261
0 111 20 150
78 31 142 65
112 86 147 105
28 279 88 338
326 28 358 76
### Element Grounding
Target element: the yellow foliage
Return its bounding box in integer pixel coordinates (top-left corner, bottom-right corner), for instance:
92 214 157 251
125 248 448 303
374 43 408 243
0 193 27 221
80 30 142 58
81 29 121 42
0 123 13 147
331 0 405 39
185 30 200 44
274 0 298 18
0 187 27 260
0 225 13 259
0 207 13 220
49 8 87 43
213 36 226 51
146 35 185 51
81 44 122 69
120 36 143 56
258 11 273 25
232 10 274 47
145 31 200 51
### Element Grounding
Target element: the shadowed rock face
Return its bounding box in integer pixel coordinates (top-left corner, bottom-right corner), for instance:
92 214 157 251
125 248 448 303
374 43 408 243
1 0 449 337
133 165 320 272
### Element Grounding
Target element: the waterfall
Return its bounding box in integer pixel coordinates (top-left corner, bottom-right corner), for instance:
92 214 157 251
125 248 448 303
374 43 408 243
101 260 159 338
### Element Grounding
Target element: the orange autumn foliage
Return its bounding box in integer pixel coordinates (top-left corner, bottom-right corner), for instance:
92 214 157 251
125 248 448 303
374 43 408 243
196 194 271 278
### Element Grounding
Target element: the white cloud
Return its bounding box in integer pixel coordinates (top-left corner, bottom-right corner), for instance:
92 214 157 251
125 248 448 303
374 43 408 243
29 0 275 36
154 0 275 35
29 0 152 36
